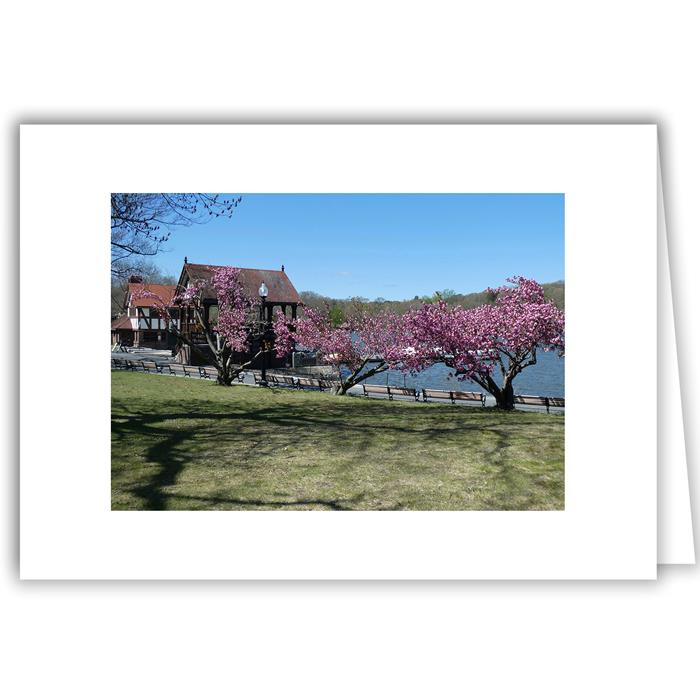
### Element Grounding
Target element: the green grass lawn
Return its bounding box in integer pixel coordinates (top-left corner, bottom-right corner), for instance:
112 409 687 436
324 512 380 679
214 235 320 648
112 371 565 511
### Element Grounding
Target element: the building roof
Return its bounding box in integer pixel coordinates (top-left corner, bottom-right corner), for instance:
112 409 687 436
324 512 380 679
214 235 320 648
127 283 177 307
111 314 134 330
181 263 302 305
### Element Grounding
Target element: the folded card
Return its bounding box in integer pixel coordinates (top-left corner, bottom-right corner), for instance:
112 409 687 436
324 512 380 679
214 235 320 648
20 124 677 579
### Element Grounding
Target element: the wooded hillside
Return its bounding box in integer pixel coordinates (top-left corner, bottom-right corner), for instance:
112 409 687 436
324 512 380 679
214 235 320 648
299 281 564 322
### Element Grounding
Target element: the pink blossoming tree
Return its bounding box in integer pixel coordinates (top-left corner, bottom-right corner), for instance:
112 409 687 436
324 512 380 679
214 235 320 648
136 266 271 386
402 277 564 409
274 307 410 395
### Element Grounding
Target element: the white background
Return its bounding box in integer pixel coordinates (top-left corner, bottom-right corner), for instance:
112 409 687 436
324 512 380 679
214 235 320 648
20 124 658 581
3 1 698 698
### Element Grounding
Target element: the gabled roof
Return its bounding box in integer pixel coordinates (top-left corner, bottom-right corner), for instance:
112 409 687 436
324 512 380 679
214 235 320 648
180 262 302 305
111 314 134 330
127 283 177 307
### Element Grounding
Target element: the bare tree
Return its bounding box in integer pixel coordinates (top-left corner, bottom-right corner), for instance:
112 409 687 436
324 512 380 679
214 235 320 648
111 193 241 278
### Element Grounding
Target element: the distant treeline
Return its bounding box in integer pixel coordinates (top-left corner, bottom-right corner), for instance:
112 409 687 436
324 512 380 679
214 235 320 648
299 281 565 324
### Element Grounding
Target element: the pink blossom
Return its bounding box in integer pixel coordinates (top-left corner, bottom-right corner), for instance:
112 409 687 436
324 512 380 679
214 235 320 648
133 266 264 385
402 277 565 409
276 307 411 393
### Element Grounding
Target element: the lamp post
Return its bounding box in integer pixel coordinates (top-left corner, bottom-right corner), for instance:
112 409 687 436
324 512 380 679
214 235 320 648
258 282 269 386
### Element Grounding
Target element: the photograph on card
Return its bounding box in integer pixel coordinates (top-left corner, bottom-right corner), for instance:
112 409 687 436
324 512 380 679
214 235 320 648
111 193 565 511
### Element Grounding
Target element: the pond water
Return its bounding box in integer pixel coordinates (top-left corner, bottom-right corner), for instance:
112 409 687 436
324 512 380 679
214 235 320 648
355 349 565 397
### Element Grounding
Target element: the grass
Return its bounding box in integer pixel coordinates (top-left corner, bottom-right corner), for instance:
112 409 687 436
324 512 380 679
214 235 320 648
112 371 565 511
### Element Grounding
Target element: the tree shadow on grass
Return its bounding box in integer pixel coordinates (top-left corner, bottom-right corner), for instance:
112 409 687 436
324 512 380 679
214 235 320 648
111 407 379 510
114 415 373 510
130 430 189 510
112 397 550 440
476 424 564 510
163 492 367 511
111 394 563 511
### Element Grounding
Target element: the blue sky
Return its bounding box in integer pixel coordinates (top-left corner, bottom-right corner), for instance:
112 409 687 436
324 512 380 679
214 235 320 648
155 193 564 299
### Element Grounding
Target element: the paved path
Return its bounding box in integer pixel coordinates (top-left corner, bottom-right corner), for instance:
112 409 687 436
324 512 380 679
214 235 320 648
112 348 174 363
111 350 563 414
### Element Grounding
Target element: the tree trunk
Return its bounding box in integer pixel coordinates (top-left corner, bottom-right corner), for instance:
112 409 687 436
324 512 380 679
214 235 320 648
469 367 518 410
216 367 235 386
493 379 515 410
214 351 232 386
216 355 247 386
335 360 389 396
167 318 263 388
215 350 263 387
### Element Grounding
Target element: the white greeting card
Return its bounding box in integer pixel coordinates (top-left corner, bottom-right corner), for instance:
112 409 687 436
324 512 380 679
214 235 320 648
20 124 671 579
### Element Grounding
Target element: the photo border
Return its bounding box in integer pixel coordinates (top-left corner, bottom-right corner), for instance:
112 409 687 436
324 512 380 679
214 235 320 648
20 124 657 579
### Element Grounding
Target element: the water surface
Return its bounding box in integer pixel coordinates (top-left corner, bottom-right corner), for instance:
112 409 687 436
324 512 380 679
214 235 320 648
360 349 564 397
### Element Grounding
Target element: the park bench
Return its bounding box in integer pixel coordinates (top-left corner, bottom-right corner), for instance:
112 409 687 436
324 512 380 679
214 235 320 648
111 358 126 369
140 360 163 374
452 390 486 407
198 366 217 380
389 386 419 400
362 384 419 400
235 370 262 384
514 395 565 413
267 373 298 389
422 388 486 406
362 384 391 399
296 376 324 391
319 379 341 392
125 359 140 371
167 363 200 378
514 395 548 410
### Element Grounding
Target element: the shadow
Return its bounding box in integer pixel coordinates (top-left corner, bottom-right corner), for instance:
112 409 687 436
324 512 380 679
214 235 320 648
477 421 565 511
112 394 554 440
166 492 367 511
112 406 561 510
130 430 189 510
111 404 379 510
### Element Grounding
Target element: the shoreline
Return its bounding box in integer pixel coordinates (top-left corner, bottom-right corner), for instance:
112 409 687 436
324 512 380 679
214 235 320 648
111 350 564 414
